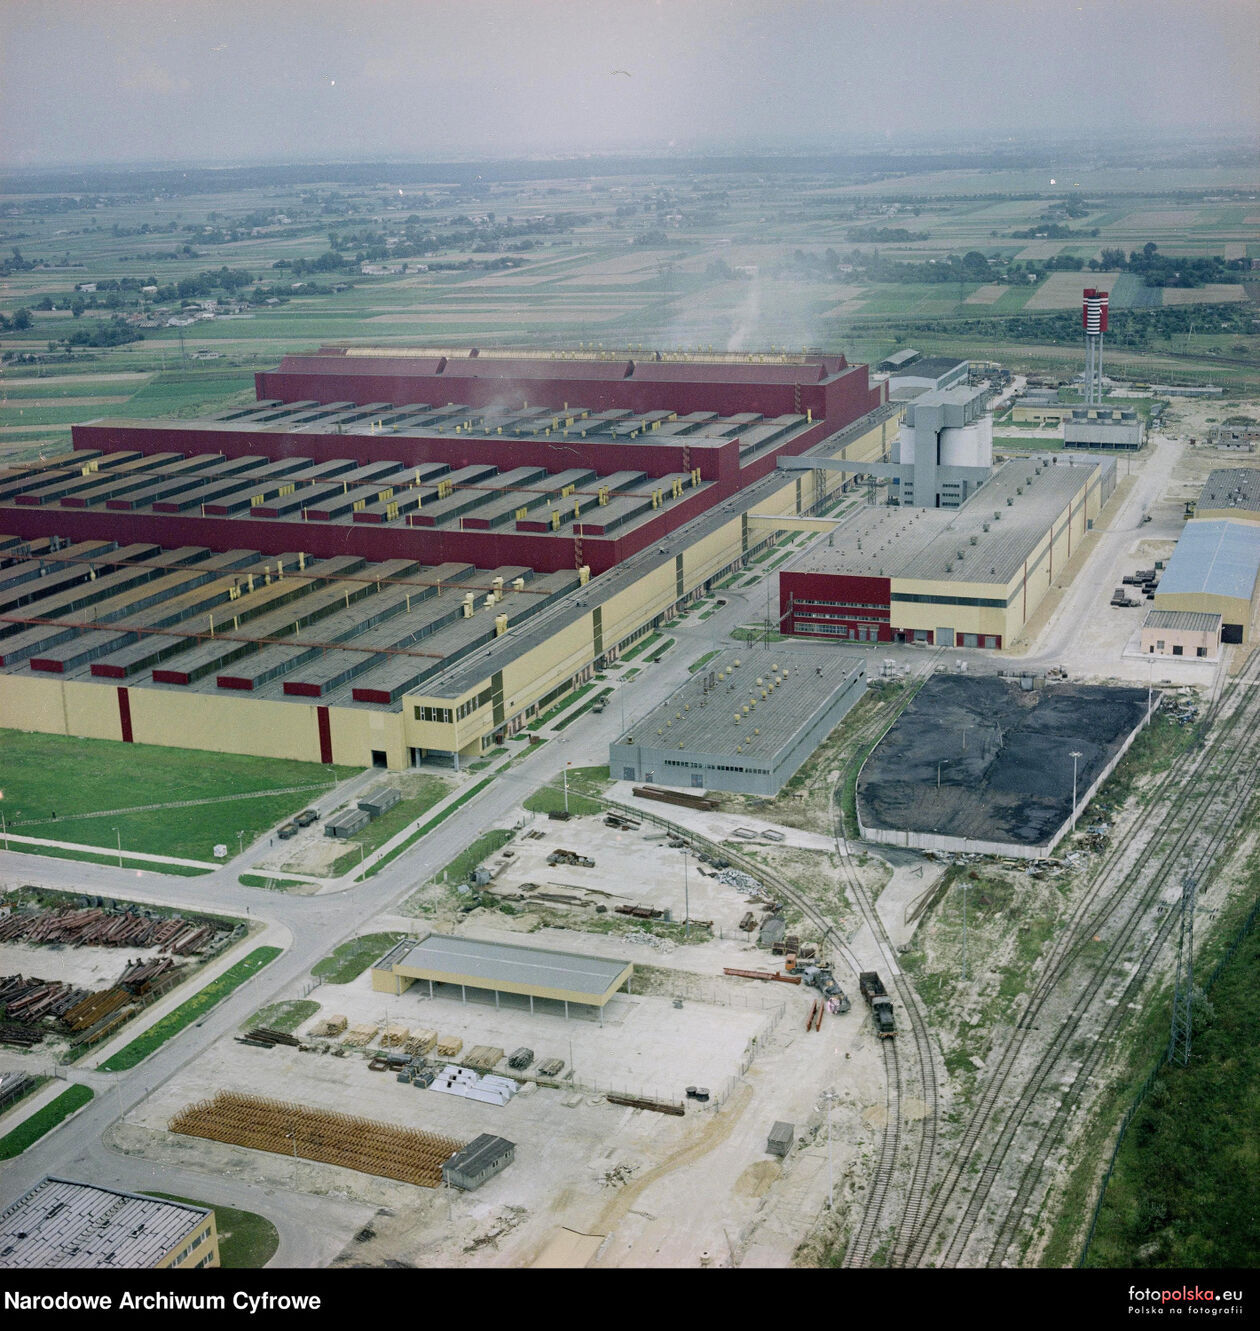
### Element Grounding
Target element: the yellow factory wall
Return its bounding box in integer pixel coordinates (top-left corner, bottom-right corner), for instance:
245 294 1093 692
886 462 1100 647
1195 507 1260 526
329 702 407 769
126 688 323 761
1155 592 1254 642
0 674 121 743
156 1213 219 1270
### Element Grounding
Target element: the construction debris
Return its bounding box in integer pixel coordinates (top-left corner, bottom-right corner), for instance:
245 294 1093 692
309 1014 348 1038
0 906 221 954
546 848 596 868
606 1092 685 1117
632 785 717 812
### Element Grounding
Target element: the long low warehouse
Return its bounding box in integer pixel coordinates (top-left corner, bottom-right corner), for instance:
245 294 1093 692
371 932 634 1020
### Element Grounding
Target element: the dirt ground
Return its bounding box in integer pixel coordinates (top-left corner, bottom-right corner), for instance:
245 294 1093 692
0 939 169 989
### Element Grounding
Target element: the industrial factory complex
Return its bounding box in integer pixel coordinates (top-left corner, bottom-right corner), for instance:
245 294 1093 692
0 347 894 769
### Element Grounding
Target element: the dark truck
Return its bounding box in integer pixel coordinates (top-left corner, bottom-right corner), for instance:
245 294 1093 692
859 971 896 1038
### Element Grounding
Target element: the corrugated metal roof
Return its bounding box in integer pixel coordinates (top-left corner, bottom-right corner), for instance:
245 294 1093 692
1198 467 1260 515
444 1133 514 1177
1143 610 1222 632
0 1177 209 1269
1156 520 1260 602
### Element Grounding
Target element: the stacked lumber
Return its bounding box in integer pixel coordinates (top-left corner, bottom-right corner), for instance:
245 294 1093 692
379 1024 410 1048
435 1035 462 1057
405 1028 437 1055
463 1044 504 1072
341 1023 378 1048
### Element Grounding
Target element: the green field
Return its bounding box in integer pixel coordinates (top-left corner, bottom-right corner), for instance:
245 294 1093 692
0 1084 94 1159
311 932 406 984
0 730 356 862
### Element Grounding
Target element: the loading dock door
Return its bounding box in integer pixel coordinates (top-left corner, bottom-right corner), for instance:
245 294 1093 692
937 627 955 648
1222 623 1243 645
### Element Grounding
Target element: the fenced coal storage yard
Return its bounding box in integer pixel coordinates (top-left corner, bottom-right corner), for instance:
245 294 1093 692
856 675 1151 856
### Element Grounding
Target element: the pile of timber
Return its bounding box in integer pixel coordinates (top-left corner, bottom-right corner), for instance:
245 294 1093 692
0 907 220 954
631 785 717 812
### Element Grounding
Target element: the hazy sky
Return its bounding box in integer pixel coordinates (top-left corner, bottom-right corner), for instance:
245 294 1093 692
2 0 1257 167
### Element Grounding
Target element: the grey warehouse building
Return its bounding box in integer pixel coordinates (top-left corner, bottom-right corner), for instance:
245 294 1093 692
610 647 866 796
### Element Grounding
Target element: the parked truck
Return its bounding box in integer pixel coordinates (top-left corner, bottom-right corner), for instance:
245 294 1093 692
859 971 896 1038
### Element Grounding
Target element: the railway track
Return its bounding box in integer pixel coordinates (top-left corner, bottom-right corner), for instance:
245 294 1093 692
900 648 1260 1267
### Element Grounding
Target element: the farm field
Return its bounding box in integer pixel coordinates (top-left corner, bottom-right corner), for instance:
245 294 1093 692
1 152 1256 454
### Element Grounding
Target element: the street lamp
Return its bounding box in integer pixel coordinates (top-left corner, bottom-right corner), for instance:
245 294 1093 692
937 759 949 789
820 1089 839 1209
563 762 571 815
683 844 690 940
1069 751 1083 835
113 826 122 868
236 829 245 857
959 878 970 981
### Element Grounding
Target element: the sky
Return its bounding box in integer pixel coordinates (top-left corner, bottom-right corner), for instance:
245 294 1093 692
1 0 1257 168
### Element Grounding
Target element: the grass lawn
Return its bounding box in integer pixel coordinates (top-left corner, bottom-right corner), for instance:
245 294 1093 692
1 840 213 875
434 828 516 885
0 730 356 861
242 999 320 1034
238 872 313 891
311 932 406 984
355 775 494 878
323 774 453 875
100 947 281 1072
0 1084 93 1159
143 1193 279 1268
522 765 610 817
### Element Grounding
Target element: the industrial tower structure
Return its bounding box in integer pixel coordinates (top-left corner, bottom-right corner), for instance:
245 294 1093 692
1082 287 1109 406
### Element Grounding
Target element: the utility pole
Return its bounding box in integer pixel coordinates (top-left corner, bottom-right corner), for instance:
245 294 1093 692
960 878 969 981
1070 750 1083 835
683 845 690 939
563 762 571 815
821 1089 838 1209
113 826 122 868
1169 876 1198 1067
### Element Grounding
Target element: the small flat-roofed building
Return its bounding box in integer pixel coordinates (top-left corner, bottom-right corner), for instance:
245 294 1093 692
371 932 632 1020
1154 519 1260 645
0 1177 218 1269
441 1134 515 1191
609 647 866 796
1140 609 1222 659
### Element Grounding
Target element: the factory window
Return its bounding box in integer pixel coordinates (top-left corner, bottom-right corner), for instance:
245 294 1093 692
1156 640 1165 651
414 706 453 724
1172 645 1183 656
1197 647 1207 657
623 766 636 780
892 592 1012 610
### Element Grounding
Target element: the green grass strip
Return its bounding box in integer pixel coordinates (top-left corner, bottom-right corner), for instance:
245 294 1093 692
553 687 614 731
528 680 597 730
1 841 212 875
689 651 721 674
238 872 312 891
311 932 405 985
358 776 495 879
434 828 516 886
621 630 662 661
100 947 281 1072
0 1084 94 1159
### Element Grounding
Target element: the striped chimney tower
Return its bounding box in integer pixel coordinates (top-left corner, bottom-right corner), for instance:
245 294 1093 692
1082 288 1109 405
